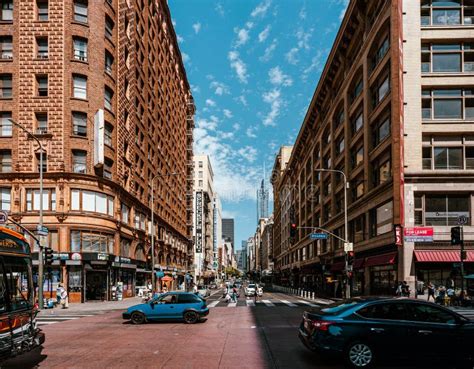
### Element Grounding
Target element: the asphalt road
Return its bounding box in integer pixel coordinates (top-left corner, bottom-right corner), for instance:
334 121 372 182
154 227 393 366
2 289 471 369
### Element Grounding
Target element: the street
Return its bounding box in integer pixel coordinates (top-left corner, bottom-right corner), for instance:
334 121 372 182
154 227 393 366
4 290 474 369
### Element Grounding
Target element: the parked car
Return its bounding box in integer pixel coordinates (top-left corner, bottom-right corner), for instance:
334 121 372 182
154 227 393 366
245 283 257 296
209 282 218 289
123 292 209 325
299 297 474 368
196 285 210 298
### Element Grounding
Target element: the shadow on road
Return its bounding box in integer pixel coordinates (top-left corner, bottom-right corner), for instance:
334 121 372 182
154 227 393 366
2 346 47 369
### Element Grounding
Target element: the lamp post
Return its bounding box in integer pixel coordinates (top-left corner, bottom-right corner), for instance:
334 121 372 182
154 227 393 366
9 119 45 308
314 168 350 298
150 172 179 293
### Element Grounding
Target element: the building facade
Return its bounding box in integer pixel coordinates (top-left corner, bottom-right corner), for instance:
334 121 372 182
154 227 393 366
0 0 194 302
222 218 234 247
272 0 474 297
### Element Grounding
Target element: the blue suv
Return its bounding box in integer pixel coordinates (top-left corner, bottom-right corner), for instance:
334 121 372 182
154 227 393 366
123 292 209 324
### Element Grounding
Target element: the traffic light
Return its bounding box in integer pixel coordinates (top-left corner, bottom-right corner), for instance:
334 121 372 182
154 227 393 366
347 251 354 266
451 226 462 245
146 251 152 269
44 247 53 265
290 223 297 238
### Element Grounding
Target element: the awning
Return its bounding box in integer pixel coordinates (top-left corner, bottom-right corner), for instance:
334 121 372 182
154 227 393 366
354 258 365 269
414 250 474 263
330 258 364 272
161 276 174 282
365 252 397 268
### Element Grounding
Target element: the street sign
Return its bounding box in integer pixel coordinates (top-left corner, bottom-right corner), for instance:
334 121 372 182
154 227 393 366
394 225 402 246
457 215 468 225
310 233 327 240
344 242 353 252
0 211 7 224
403 227 433 242
36 225 49 237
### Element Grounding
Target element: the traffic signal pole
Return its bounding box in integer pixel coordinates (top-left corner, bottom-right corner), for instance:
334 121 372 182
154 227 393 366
461 226 465 296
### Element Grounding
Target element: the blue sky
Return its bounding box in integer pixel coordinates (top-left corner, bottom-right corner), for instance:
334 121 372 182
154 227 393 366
169 0 349 250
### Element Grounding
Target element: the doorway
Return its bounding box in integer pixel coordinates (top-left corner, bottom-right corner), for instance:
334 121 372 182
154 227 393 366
86 271 107 301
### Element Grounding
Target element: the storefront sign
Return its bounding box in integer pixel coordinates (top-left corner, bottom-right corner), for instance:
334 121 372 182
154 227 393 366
54 253 69 261
394 225 402 246
0 211 8 224
97 253 108 261
404 227 433 242
71 252 82 260
195 191 203 253
66 260 81 265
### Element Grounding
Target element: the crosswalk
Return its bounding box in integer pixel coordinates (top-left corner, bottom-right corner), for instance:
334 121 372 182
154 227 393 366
450 308 474 320
207 298 321 309
35 312 106 326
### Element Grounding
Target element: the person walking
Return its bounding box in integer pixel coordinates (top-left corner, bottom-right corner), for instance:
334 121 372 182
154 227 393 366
56 284 62 307
59 284 68 309
231 286 238 303
427 282 435 302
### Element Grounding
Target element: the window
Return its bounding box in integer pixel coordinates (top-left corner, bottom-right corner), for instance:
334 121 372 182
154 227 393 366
70 230 114 253
198 180 203 187
351 77 363 102
36 75 48 97
0 74 12 98
120 238 130 257
370 201 393 237
352 112 363 134
73 37 87 62
337 137 345 154
357 302 407 320
371 36 390 71
104 158 113 179
121 203 129 224
373 159 391 186
73 0 87 23
406 304 457 324
159 294 177 304
423 194 470 226
198 171 203 179
4 257 34 312
0 0 13 22
0 188 10 210
420 0 474 26
353 181 364 200
105 16 114 39
134 212 146 230
351 214 365 242
73 75 87 99
26 189 56 211
0 150 11 172
37 0 48 21
104 86 113 111
72 111 87 136
36 152 47 172
178 294 201 303
422 136 474 169
372 116 390 147
104 123 113 147
105 51 113 74
36 37 48 58
35 112 47 134
334 108 344 128
422 88 474 120
351 146 364 168
198 161 203 168
0 36 12 59
421 43 467 73
71 189 114 216
0 112 11 136
72 150 86 173
372 74 390 107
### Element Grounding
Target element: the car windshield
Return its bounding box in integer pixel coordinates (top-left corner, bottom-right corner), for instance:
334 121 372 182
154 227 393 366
248 284 256 288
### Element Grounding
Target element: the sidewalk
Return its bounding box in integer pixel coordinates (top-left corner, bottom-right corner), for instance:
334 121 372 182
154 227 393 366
38 297 142 316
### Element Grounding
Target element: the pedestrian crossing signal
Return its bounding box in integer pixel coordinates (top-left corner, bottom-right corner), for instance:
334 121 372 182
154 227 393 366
44 247 53 265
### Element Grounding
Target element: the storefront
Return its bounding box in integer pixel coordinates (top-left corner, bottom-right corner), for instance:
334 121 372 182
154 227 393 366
111 257 136 299
366 252 398 295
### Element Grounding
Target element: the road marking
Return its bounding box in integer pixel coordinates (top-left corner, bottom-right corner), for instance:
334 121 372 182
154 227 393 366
208 300 220 308
280 299 297 307
228 302 237 307
246 300 255 307
36 321 59 325
297 300 318 307
36 317 80 320
262 300 275 307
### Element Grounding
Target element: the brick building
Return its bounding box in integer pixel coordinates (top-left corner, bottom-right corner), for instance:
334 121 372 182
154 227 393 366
0 0 194 302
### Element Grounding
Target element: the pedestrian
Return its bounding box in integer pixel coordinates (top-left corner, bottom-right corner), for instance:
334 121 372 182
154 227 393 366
402 281 410 297
232 285 238 302
427 282 435 302
59 284 68 309
56 283 62 307
395 282 403 297
192 283 198 294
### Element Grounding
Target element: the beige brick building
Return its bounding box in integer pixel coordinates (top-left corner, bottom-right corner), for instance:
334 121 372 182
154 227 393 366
0 0 194 302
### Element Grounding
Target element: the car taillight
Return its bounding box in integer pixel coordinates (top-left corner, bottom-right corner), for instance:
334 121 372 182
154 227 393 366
311 320 334 331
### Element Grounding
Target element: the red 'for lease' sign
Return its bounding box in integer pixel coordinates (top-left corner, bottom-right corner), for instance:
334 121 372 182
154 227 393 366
404 227 433 237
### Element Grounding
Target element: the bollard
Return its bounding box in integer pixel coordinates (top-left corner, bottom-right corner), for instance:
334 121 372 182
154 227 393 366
312 292 315 300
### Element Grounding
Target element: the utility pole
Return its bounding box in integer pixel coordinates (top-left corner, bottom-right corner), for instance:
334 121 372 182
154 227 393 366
10 119 45 309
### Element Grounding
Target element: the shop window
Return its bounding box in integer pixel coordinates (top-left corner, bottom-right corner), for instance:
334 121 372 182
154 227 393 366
70 189 114 216
26 188 56 211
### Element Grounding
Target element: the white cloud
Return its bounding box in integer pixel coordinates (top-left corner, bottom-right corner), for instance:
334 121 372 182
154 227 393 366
268 66 293 87
260 39 277 62
238 146 258 162
262 89 282 127
196 116 219 131
192 22 201 34
181 52 190 63
339 0 350 21
296 28 313 50
246 126 257 138
223 109 233 119
251 0 271 18
238 95 248 106
228 51 248 84
285 47 299 65
234 27 250 47
299 4 307 20
219 131 234 140
215 2 225 17
232 123 241 131
210 81 230 96
258 25 271 42
206 99 216 107
191 85 200 94
303 50 324 80
177 35 184 43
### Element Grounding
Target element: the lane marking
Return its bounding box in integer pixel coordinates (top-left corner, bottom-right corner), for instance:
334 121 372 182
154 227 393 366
228 302 237 307
207 300 220 308
36 317 80 320
297 300 318 307
262 300 275 307
36 321 59 325
246 300 255 307
280 299 297 307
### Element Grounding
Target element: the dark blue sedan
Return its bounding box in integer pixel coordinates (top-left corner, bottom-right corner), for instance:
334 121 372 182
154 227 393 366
299 297 474 368
123 292 209 324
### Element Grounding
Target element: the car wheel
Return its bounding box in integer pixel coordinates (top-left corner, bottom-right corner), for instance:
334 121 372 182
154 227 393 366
130 311 146 325
183 311 199 324
345 341 374 368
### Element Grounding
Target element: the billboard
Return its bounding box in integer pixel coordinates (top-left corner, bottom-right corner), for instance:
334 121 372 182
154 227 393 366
195 191 203 253
94 109 105 167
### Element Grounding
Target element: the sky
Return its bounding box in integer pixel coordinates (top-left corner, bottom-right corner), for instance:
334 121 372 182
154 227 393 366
169 0 349 250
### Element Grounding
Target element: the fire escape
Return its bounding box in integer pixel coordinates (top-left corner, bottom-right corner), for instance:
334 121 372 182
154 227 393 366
186 94 195 267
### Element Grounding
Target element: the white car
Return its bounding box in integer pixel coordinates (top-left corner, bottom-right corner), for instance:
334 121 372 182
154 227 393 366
196 285 210 298
245 283 257 296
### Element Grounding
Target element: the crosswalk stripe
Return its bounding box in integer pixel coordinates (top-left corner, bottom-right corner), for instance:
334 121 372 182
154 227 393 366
228 302 237 307
37 321 59 325
246 300 255 307
297 300 318 307
37 317 80 321
207 301 220 308
280 300 297 307
262 300 275 307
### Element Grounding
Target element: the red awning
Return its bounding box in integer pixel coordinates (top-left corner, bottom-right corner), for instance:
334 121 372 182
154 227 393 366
414 250 474 263
330 261 345 272
365 252 397 268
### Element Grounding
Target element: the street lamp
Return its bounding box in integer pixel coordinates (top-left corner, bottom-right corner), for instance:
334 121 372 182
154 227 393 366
9 119 45 308
314 168 351 298
150 172 180 293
